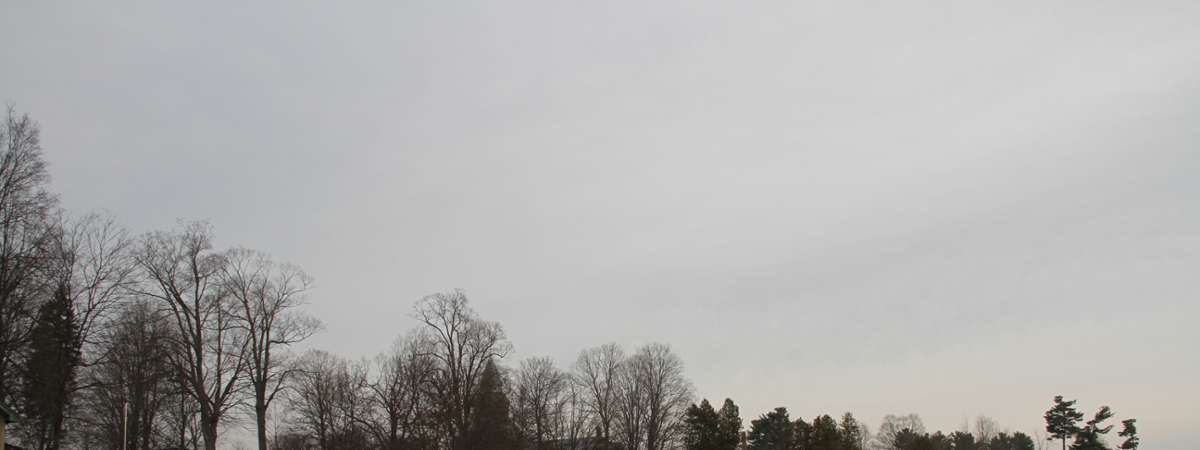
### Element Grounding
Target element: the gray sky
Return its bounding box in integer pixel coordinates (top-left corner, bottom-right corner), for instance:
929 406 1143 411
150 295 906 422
3 1 1199 448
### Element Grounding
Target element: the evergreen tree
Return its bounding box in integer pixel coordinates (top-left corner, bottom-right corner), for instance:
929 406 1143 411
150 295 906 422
810 415 841 450
749 407 794 450
839 413 864 450
892 429 926 450
1045 396 1085 450
467 359 518 450
20 282 82 450
1071 406 1113 450
928 432 950 450
794 417 812 450
950 431 978 450
685 399 723 450
989 432 1035 450
1012 432 1036 450
718 399 743 450
1116 419 1137 450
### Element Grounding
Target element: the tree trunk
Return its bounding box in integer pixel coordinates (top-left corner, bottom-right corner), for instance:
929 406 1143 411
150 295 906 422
202 414 220 450
256 401 269 450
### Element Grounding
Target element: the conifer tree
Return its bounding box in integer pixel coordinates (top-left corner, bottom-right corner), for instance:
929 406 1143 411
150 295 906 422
467 359 517 450
839 413 864 450
718 399 743 450
810 415 841 450
1045 396 1085 450
1071 406 1113 450
1116 419 1137 450
950 431 978 450
748 407 794 450
21 282 82 450
684 399 722 450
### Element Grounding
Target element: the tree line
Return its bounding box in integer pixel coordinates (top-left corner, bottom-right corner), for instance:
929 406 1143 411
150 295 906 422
0 108 1142 450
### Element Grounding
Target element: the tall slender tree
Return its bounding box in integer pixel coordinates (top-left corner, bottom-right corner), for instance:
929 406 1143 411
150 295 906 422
718 399 743 450
221 247 320 450
1044 396 1084 450
0 107 58 409
20 282 81 450
467 359 518 450
135 221 246 450
839 413 865 450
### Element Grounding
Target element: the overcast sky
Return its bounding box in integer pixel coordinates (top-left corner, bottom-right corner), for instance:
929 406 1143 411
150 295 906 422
3 1 1199 448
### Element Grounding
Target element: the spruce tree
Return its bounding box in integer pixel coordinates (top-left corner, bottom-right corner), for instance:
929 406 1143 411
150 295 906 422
20 282 82 450
810 415 841 450
718 399 743 450
839 413 864 450
684 399 722 450
1116 419 1137 450
950 431 978 450
748 407 794 450
1012 432 1036 450
1045 396 1085 450
467 359 517 450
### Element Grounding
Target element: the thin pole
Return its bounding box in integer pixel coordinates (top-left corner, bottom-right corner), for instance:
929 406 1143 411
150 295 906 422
122 399 128 450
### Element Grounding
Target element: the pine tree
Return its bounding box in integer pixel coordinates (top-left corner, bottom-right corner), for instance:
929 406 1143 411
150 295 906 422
950 431 978 450
892 428 924 450
718 399 743 450
1012 432 1036 450
794 417 812 450
1071 406 1113 450
467 359 517 450
748 407 794 450
1116 419 1137 450
1045 396 1085 450
684 399 722 450
928 431 950 450
20 282 82 450
991 432 1036 450
839 413 864 450
810 415 841 450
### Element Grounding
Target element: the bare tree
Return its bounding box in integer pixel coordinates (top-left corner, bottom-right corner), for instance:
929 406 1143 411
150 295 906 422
0 107 58 407
553 377 592 450
289 350 370 449
632 343 693 450
411 289 512 450
291 350 342 449
974 415 999 444
613 356 647 450
514 356 569 448
134 221 246 450
872 414 925 450
574 343 624 444
220 247 321 450
77 300 177 450
364 334 437 449
49 212 138 360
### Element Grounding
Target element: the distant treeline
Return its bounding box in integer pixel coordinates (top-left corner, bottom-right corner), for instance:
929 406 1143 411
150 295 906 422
0 107 1139 450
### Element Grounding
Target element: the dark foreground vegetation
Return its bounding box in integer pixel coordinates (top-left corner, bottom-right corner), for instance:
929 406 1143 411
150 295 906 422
0 108 1140 450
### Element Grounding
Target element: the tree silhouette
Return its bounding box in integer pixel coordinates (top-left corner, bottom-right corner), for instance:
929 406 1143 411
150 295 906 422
1044 396 1084 450
21 282 81 449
